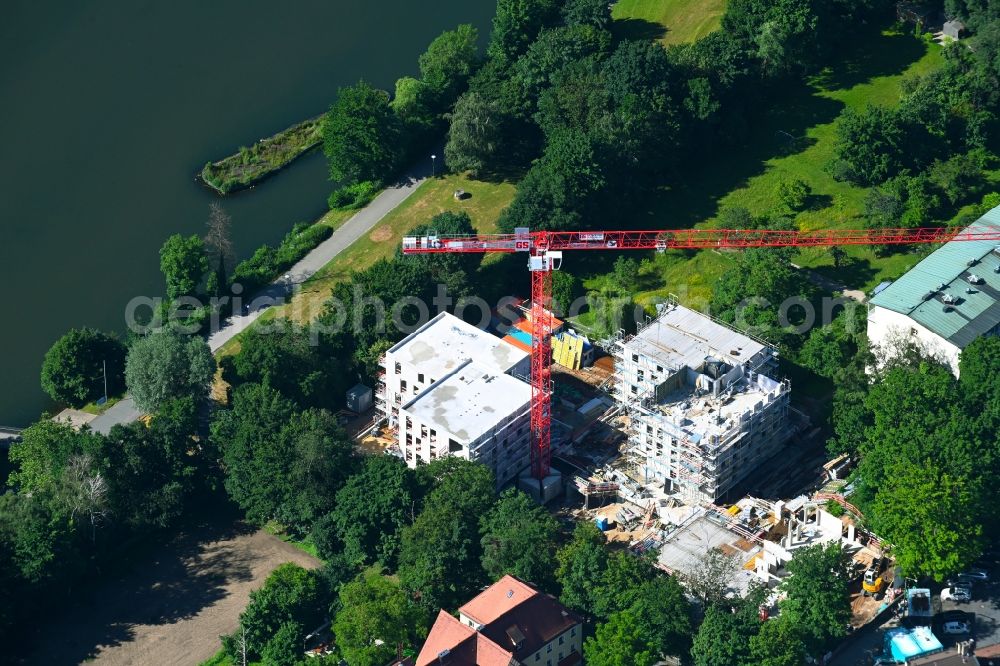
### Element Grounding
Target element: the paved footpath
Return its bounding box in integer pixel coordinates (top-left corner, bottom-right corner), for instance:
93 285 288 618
90 168 427 435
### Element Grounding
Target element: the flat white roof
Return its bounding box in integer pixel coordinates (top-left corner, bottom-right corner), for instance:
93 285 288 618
388 312 528 379
625 304 770 372
401 361 531 443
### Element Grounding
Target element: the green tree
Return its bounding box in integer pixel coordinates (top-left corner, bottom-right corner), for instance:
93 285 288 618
102 398 199 529
230 319 348 408
7 420 104 493
776 177 811 211
612 256 640 292
584 609 657 666
832 105 907 185
498 127 606 232
710 248 809 337
318 455 423 569
487 0 562 67
563 0 612 28
124 328 215 413
333 569 429 666
480 488 560 589
444 90 507 176
870 463 983 581
748 617 808 666
40 328 126 407
322 81 401 185
225 563 328 662
556 522 608 614
690 602 755 666
398 458 495 610
418 24 479 111
260 621 303 666
632 576 694 660
392 76 434 134
213 383 358 531
960 335 1000 415
159 234 208 300
402 211 481 297
779 542 851 654
552 270 580 315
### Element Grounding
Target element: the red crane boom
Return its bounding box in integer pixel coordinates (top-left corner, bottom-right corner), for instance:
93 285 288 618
401 224 1000 481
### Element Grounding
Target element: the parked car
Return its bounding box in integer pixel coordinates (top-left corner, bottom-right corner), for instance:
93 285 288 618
941 586 972 603
942 621 971 635
957 569 989 583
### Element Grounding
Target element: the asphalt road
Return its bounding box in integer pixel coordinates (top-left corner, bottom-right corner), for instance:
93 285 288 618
89 167 427 435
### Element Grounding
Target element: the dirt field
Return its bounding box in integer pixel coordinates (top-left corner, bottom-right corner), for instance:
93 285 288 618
18 519 320 665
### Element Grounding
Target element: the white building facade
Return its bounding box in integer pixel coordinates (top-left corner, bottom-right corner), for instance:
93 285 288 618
867 207 1000 377
377 312 532 486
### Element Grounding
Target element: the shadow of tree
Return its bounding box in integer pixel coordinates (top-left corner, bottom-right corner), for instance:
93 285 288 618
811 28 927 93
805 193 835 212
612 17 668 43
16 517 264 665
815 256 878 288
636 79 846 231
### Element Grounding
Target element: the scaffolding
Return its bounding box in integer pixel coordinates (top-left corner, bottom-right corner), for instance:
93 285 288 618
609 305 792 504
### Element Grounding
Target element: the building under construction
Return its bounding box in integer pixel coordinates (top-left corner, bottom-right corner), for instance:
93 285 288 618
612 303 792 504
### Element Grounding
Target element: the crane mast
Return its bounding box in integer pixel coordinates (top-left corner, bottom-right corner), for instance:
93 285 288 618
401 223 1000 481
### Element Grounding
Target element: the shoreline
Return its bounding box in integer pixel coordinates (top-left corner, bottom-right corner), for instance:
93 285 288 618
199 115 324 195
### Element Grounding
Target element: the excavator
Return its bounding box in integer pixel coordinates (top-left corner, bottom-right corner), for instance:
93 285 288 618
863 556 887 597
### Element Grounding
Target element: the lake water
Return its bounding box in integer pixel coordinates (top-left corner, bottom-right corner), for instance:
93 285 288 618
0 0 496 426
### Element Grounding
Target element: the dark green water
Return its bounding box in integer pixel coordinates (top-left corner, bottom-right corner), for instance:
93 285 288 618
0 1 496 426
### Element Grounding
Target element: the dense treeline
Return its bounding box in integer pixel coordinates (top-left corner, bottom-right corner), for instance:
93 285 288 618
440 0 896 234
322 25 480 209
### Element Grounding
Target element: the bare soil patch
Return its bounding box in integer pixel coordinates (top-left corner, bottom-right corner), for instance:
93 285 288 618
18 518 319 666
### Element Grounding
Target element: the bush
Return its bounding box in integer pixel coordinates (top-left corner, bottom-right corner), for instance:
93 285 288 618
776 178 811 211
231 223 333 291
328 180 381 210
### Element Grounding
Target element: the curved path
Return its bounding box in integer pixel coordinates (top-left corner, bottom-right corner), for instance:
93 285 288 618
90 167 427 436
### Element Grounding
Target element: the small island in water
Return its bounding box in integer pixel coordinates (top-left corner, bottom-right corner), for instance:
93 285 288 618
200 115 323 194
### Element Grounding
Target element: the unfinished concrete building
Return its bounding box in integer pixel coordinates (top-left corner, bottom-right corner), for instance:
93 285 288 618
377 312 533 487
612 303 791 504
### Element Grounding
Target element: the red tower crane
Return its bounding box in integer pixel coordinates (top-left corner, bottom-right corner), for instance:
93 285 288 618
402 224 1000 480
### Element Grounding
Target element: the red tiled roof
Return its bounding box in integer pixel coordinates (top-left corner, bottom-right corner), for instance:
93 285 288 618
474 633 516 666
419 577 582 666
479 592 583 659
415 611 477 666
459 575 539 626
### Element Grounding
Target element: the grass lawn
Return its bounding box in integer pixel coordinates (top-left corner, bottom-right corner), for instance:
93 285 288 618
623 28 965 306
613 0 727 45
214 174 515 358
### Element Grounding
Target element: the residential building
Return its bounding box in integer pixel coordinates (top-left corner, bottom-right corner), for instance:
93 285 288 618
377 312 533 487
868 206 1000 376
415 575 583 666
612 303 791 504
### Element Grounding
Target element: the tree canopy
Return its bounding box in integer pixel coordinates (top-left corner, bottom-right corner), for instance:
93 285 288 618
159 233 208 300
41 328 126 407
322 81 401 185
124 327 215 413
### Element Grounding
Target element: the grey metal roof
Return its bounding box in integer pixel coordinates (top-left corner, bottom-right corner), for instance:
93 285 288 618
869 206 1000 347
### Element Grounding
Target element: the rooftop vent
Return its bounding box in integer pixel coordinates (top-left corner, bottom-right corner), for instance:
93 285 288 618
942 293 959 304
922 291 935 301
506 589 514 598
968 258 980 267
943 305 955 313
938 283 948 291
968 274 984 284
967 287 977 294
